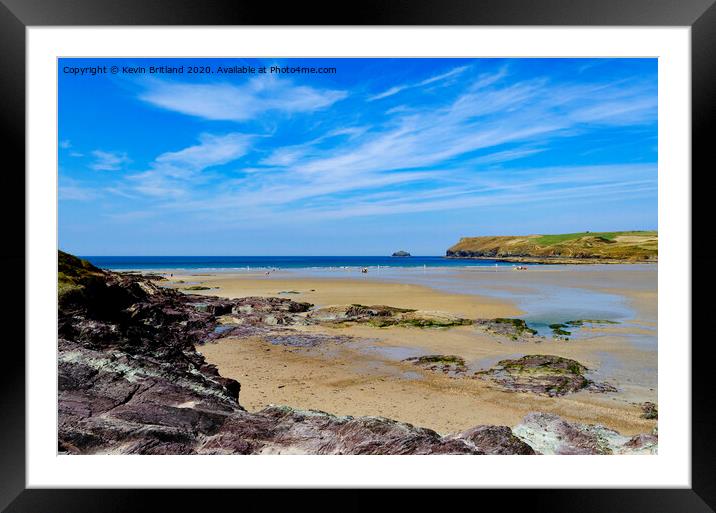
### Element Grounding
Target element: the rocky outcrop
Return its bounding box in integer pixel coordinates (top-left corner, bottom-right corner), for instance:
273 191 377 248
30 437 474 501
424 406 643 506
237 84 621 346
58 254 247 454
475 318 619 342
640 402 658 420
475 318 540 342
200 406 536 455
450 425 536 455
403 355 468 376
59 339 241 454
56 252 535 455
308 304 473 328
475 355 617 397
391 250 411 257
513 413 657 455
548 319 619 340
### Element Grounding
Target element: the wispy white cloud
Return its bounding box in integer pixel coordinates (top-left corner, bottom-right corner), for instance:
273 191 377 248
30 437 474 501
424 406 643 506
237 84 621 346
140 163 655 228
570 96 657 125
104 186 139 200
368 65 468 101
127 133 252 197
284 82 558 178
259 126 369 167
90 150 130 171
327 127 368 139
155 133 252 171
280 73 654 184
139 76 347 122
59 177 96 201
263 165 657 221
59 186 95 201
59 139 72 149
260 146 309 167
465 147 546 166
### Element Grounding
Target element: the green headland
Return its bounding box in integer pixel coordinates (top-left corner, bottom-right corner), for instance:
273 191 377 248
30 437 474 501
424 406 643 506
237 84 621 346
446 230 657 264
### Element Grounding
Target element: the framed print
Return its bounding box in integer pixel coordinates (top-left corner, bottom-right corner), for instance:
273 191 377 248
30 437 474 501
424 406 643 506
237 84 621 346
1 0 714 511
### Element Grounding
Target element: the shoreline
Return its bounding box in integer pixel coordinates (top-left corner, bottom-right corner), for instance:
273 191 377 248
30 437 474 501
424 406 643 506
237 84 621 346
98 259 657 274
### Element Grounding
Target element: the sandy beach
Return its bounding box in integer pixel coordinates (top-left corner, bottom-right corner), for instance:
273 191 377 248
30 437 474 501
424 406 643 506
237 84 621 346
158 266 658 436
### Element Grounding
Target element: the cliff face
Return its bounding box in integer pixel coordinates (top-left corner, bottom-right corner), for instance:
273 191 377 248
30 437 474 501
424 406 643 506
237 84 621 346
445 231 657 263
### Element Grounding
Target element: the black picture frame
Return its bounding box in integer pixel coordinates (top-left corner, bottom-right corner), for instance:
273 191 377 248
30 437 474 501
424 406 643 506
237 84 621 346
1 0 713 511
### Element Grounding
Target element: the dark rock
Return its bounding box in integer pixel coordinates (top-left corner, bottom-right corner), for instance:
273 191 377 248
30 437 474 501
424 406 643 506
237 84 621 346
565 319 619 327
403 354 467 375
475 318 540 341
624 433 659 450
200 406 513 455
452 425 535 454
548 323 572 339
391 250 411 257
265 333 355 348
136 273 166 281
475 354 617 397
640 401 658 419
309 304 471 329
547 319 619 340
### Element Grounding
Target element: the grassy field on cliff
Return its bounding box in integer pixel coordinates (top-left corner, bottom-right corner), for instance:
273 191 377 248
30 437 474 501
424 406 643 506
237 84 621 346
447 231 657 262
58 250 105 298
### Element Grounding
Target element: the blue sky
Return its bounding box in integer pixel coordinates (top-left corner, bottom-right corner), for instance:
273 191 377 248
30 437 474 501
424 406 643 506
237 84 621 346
58 58 657 256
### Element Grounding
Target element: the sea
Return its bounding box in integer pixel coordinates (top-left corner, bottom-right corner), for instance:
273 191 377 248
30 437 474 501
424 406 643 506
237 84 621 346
81 255 519 272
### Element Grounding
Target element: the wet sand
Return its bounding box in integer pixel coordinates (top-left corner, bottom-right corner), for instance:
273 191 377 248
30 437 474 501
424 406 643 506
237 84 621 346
166 267 657 435
171 273 522 319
